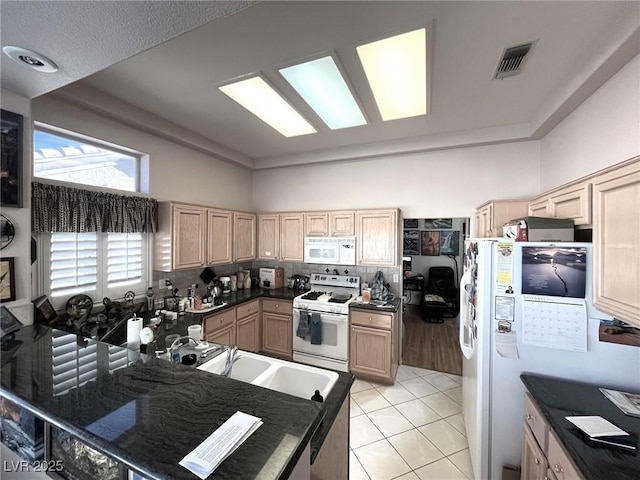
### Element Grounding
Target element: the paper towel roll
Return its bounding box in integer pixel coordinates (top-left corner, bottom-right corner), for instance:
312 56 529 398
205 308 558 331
127 317 143 350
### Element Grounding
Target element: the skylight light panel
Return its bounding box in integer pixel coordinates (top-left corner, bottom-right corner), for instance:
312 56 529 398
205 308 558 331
219 76 316 137
279 56 367 130
357 28 427 121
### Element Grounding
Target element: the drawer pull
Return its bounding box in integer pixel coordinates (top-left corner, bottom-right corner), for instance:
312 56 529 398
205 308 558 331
554 464 563 473
526 414 533 420
535 458 541 465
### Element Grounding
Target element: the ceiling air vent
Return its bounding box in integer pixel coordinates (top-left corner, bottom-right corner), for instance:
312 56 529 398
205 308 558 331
494 42 534 80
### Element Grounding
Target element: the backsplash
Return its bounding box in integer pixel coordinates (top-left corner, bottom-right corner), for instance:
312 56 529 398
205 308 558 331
153 262 401 298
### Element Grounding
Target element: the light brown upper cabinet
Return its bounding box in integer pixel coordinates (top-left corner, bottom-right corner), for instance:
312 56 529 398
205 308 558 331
233 212 256 262
207 208 233 265
528 180 592 226
155 202 207 271
474 200 529 237
257 214 280 260
257 213 304 262
304 210 355 236
305 212 329 236
356 209 398 266
592 157 640 327
280 213 305 262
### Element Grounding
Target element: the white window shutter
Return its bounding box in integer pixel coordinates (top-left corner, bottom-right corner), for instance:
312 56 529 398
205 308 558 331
49 233 98 298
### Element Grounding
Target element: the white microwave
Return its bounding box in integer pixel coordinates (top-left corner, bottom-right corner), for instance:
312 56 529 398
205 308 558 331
303 236 356 265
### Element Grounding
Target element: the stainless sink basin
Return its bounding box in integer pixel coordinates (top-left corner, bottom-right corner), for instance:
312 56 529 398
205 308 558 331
198 350 339 400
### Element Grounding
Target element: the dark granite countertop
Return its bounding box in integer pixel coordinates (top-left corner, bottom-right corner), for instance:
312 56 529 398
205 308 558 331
1 323 353 479
521 374 640 480
350 297 401 313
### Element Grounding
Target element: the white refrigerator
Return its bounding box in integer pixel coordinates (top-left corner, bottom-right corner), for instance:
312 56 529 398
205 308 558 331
459 239 640 480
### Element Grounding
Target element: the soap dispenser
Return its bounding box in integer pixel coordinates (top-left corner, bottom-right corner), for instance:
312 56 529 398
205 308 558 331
311 390 324 403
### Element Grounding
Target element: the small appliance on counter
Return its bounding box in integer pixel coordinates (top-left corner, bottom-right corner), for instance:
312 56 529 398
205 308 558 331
219 276 231 295
259 267 284 289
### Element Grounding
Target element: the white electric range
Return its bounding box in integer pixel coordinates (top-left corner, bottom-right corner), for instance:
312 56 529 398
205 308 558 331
292 274 360 372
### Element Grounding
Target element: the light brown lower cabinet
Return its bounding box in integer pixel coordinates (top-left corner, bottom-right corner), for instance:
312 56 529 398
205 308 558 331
203 308 237 346
521 393 584 480
236 313 261 352
349 309 397 384
261 299 293 359
236 299 261 352
522 422 548 479
310 394 349 480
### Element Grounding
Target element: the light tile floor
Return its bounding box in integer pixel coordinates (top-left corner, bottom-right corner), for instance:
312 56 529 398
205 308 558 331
350 365 472 480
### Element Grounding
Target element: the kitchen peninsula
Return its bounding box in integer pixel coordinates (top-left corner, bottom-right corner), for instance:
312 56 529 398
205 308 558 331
1 318 354 480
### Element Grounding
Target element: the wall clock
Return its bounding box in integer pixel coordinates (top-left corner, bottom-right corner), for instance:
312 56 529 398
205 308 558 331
0 215 15 250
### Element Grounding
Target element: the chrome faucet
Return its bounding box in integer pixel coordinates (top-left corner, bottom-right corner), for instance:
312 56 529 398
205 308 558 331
221 346 241 377
169 336 198 363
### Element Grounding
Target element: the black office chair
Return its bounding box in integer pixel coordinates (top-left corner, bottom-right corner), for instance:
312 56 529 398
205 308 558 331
422 266 459 323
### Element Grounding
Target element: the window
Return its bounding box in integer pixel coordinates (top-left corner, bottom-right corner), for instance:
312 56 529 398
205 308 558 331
42 232 149 309
33 126 152 310
33 126 140 192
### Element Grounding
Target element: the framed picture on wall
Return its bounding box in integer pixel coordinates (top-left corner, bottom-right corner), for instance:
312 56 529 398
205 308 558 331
0 257 16 302
403 218 419 229
1 109 23 208
440 231 460 256
423 218 452 229
421 231 440 256
403 230 420 255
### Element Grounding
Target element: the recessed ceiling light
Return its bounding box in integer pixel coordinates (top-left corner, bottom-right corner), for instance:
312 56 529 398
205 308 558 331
2 46 58 73
280 56 367 130
219 76 316 137
357 28 427 121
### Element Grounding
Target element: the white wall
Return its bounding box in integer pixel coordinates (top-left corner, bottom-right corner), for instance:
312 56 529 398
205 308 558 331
31 94 254 210
540 54 640 190
1 89 33 324
253 141 541 219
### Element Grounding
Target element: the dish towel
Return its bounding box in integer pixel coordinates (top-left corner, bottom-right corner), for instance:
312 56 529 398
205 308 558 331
310 313 322 345
296 311 310 338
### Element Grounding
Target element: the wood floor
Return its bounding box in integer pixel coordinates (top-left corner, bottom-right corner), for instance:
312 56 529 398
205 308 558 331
401 304 462 376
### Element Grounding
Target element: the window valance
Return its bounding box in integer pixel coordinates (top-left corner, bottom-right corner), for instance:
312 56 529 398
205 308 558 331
32 182 158 233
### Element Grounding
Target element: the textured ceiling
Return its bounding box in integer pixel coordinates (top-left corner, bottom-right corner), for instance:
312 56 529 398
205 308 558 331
2 1 639 169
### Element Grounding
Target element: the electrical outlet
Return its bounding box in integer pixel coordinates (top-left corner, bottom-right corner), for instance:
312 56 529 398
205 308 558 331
159 279 170 289
393 273 399 283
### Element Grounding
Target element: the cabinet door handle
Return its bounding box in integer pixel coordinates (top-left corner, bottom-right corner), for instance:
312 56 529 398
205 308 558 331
352 327 355 332
526 414 533 420
554 464 563 473
534 458 541 465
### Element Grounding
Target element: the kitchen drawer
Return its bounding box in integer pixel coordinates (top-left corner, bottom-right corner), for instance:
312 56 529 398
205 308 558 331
351 310 392 330
547 430 584 480
204 309 236 332
262 299 292 314
237 299 260 319
525 392 549 453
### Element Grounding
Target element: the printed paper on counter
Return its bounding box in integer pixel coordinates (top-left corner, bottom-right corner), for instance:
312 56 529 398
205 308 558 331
565 416 629 438
179 411 263 479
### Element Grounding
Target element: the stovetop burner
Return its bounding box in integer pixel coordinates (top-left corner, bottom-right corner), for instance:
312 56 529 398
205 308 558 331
301 291 325 301
328 293 352 304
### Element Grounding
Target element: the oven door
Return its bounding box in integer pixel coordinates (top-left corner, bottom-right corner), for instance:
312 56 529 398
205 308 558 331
292 309 348 361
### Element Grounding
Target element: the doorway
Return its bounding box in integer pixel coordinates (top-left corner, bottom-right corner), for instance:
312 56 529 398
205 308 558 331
400 217 469 375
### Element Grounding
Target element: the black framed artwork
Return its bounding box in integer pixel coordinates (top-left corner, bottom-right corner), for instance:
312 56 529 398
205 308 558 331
403 229 420 255
0 257 16 302
1 109 23 208
403 218 419 229
421 231 441 256
423 218 452 229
